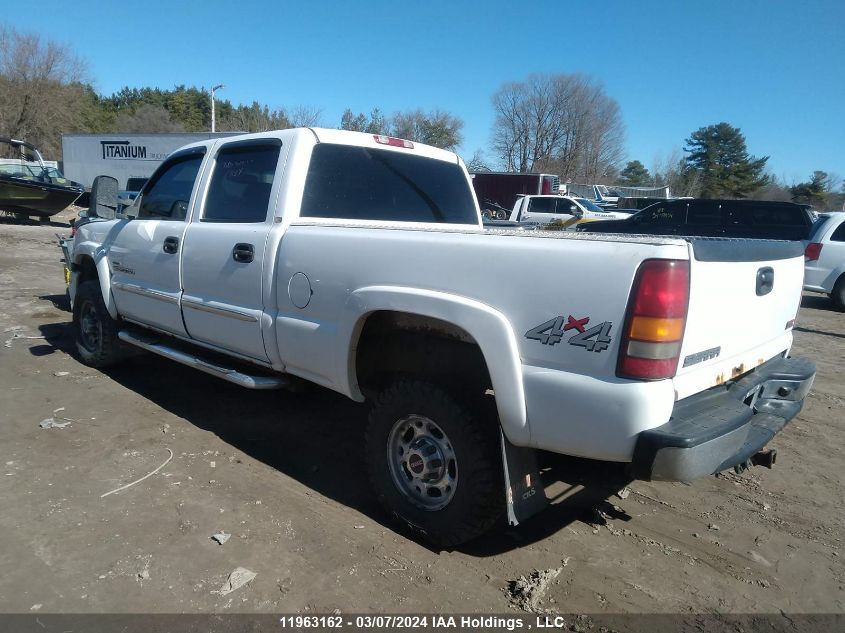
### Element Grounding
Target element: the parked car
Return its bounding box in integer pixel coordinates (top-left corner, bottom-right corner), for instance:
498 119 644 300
577 199 816 241
804 212 845 309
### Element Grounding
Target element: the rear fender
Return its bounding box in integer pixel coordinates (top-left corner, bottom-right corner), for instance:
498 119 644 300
342 286 529 445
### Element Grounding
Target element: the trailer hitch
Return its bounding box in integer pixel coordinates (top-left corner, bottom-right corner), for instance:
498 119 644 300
734 448 778 474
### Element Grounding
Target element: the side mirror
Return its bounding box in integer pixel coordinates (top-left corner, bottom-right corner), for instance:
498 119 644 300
569 205 583 219
88 175 119 220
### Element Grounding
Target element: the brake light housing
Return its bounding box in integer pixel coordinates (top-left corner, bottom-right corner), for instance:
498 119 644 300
373 135 414 149
805 242 823 261
618 259 690 380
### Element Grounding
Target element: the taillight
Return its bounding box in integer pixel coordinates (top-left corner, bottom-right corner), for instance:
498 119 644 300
373 135 414 149
805 242 823 261
618 259 690 380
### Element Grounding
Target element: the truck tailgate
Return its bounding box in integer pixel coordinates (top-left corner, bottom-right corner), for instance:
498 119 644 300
673 239 805 400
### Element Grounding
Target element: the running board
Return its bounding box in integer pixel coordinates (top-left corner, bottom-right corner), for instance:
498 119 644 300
117 330 288 390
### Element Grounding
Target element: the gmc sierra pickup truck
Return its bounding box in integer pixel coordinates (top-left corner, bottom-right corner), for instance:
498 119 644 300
66 128 816 545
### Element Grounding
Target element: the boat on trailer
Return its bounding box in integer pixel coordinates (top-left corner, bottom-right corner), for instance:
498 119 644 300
0 137 84 220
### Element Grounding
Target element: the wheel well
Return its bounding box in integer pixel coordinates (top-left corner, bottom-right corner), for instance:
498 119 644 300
75 255 98 284
354 311 492 400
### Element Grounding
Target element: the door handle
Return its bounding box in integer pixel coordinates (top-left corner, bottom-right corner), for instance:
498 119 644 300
232 243 254 263
163 236 179 254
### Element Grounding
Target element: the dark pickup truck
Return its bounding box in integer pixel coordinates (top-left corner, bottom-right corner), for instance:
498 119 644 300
578 199 816 241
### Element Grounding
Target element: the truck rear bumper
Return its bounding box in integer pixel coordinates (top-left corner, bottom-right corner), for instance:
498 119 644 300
629 356 816 481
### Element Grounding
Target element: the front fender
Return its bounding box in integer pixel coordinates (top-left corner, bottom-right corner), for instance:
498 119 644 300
72 241 117 319
340 286 529 446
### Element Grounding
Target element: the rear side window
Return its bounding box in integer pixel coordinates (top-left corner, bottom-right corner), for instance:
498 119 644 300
137 154 204 221
527 198 555 213
203 143 280 223
831 221 845 242
300 144 477 224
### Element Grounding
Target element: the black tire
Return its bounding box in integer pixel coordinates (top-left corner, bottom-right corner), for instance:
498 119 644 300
831 276 845 311
73 280 123 367
365 380 503 546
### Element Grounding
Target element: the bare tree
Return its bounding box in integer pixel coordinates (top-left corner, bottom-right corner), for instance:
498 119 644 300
390 109 463 150
651 148 702 197
490 73 625 181
0 25 90 157
288 104 323 128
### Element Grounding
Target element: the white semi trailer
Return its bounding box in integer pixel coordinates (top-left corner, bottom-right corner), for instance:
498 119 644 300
61 133 239 191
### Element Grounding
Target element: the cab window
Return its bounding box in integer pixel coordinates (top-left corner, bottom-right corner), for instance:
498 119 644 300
300 144 477 223
137 154 204 221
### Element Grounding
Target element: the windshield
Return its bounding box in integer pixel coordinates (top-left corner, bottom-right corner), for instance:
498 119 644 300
576 198 603 212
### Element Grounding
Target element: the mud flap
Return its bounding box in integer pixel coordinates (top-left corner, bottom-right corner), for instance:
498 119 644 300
501 429 548 526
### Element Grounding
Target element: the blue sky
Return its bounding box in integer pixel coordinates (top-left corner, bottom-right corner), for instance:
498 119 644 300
7 0 844 184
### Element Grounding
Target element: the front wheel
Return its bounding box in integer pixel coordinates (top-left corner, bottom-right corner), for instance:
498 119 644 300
73 280 124 367
365 380 503 546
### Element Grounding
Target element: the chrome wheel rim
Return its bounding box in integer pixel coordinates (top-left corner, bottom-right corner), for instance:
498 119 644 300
79 300 101 351
387 414 457 511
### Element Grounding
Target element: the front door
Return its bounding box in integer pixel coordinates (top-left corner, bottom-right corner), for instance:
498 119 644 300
108 149 206 335
180 139 283 361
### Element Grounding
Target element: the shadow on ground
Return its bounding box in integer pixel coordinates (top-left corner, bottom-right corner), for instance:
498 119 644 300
801 294 839 313
37 313 630 556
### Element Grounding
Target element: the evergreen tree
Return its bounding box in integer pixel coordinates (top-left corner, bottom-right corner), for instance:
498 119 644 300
617 160 651 186
684 122 768 198
790 171 830 207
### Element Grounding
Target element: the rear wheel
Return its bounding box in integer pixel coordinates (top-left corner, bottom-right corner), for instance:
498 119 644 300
365 380 503 546
832 276 845 311
73 280 123 367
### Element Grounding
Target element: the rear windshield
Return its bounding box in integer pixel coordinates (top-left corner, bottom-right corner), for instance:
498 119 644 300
808 216 833 241
300 144 477 224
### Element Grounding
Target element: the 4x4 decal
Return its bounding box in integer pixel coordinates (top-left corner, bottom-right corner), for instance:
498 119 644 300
525 315 613 353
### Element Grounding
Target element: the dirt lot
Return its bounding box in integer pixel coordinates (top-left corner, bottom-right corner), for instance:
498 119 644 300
0 209 843 624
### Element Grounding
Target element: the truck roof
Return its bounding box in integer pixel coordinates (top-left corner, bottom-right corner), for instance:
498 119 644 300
175 128 462 165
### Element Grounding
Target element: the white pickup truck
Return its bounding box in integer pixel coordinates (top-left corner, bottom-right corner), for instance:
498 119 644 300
66 128 815 545
509 194 632 229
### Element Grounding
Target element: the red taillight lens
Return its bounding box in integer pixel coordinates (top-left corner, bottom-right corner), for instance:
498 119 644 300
805 242 823 261
618 259 690 381
373 135 414 149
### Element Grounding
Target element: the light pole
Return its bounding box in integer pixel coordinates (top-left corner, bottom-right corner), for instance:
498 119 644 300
210 83 225 132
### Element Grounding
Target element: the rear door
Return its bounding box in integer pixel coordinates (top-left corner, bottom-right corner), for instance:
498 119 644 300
180 138 284 361
108 148 206 335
